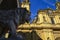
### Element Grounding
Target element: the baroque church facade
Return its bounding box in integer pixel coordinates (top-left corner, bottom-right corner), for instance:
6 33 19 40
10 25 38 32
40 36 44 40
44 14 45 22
17 0 60 40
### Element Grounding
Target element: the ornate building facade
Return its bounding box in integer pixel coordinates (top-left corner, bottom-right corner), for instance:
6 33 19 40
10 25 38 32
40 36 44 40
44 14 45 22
17 0 60 40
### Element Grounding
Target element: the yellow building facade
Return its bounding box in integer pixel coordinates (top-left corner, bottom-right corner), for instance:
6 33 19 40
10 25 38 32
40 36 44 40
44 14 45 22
17 1 60 40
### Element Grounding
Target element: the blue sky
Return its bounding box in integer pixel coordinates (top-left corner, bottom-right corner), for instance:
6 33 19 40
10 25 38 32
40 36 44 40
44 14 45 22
30 0 60 21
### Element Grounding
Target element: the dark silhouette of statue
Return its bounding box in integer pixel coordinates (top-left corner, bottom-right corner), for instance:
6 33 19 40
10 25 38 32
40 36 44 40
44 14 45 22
0 0 17 10
0 0 20 40
0 0 30 40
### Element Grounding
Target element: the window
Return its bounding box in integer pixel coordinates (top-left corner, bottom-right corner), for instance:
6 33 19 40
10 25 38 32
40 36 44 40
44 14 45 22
50 17 54 24
43 16 46 22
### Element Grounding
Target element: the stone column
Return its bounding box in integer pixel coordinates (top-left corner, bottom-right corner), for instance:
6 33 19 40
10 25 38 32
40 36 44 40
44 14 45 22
41 29 55 40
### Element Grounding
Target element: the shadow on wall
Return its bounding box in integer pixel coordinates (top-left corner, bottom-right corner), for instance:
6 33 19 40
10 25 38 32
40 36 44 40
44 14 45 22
17 30 42 40
55 37 60 40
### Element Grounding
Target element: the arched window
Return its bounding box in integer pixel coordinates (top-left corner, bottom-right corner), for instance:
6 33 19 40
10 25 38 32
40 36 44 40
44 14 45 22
43 16 46 22
50 17 54 24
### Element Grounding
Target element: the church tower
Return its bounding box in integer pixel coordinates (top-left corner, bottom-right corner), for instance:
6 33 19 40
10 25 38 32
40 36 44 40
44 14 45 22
21 0 30 12
17 0 60 40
